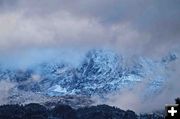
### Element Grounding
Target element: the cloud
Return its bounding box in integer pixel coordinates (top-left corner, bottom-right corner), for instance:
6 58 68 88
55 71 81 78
0 0 179 57
0 10 110 50
0 10 150 56
0 80 16 105
92 56 180 113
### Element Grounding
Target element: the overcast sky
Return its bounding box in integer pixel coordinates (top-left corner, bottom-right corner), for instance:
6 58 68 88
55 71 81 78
0 0 179 111
0 0 179 56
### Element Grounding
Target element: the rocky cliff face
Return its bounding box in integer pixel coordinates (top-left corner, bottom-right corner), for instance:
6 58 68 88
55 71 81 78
0 49 177 104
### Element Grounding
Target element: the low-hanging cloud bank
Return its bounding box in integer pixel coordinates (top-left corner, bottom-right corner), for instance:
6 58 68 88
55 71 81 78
0 80 16 105
0 0 179 57
93 58 180 113
0 11 150 55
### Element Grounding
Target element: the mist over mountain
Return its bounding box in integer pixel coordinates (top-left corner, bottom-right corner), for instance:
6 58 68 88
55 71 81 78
0 0 180 118
0 49 178 113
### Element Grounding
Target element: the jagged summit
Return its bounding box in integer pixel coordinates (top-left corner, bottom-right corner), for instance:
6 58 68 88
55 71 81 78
0 49 177 101
80 49 122 77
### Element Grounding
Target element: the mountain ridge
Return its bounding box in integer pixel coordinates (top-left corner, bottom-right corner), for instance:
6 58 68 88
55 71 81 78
0 49 178 103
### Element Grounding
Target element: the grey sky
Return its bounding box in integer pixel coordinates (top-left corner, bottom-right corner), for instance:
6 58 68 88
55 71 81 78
0 0 179 56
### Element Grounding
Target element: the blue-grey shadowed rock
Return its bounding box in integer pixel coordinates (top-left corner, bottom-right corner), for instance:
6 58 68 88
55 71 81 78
0 49 178 102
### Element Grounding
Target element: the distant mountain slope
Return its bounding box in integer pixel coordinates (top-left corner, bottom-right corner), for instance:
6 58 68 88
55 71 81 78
0 49 178 100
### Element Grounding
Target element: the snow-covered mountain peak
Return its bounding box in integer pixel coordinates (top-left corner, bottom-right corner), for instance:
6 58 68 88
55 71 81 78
0 49 178 100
